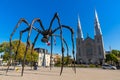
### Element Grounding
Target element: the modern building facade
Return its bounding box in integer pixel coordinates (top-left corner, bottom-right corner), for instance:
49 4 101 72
76 10 105 64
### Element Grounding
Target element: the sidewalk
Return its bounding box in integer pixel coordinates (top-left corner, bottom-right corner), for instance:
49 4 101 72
0 67 120 80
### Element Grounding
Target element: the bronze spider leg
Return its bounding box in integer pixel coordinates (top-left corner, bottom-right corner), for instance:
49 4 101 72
49 34 69 74
21 18 44 76
6 18 30 74
50 36 53 70
52 34 69 65
48 13 57 70
30 33 39 69
47 13 64 75
13 28 30 70
51 34 64 75
52 25 76 74
29 19 45 69
14 27 33 70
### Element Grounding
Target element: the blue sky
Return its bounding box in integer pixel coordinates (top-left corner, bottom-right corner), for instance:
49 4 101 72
0 0 120 55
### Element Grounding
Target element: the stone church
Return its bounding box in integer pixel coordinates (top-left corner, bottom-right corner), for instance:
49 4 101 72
76 10 105 65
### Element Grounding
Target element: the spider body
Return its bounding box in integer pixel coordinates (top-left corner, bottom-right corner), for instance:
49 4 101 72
41 29 52 43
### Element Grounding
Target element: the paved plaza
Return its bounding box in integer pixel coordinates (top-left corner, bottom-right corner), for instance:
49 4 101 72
0 66 120 80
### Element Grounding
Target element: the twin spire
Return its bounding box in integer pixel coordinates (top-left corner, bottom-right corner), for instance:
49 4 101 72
77 9 102 39
77 15 83 39
94 9 102 35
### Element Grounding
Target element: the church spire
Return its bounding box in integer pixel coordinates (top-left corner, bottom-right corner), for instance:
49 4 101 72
77 15 83 39
94 9 102 35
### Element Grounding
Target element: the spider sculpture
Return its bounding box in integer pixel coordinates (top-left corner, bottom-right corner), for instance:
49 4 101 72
6 13 76 76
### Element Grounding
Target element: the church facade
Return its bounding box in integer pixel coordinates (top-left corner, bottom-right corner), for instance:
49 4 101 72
76 10 105 65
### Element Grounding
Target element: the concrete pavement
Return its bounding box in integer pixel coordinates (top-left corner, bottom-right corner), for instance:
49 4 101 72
0 66 120 80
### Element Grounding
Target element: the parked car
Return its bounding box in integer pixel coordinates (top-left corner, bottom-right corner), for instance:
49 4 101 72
102 64 117 70
116 66 120 69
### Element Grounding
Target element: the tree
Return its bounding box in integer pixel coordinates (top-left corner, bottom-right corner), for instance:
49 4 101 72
3 52 10 61
112 50 120 57
106 53 118 65
54 55 73 66
0 40 38 63
64 55 72 65
0 42 9 53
